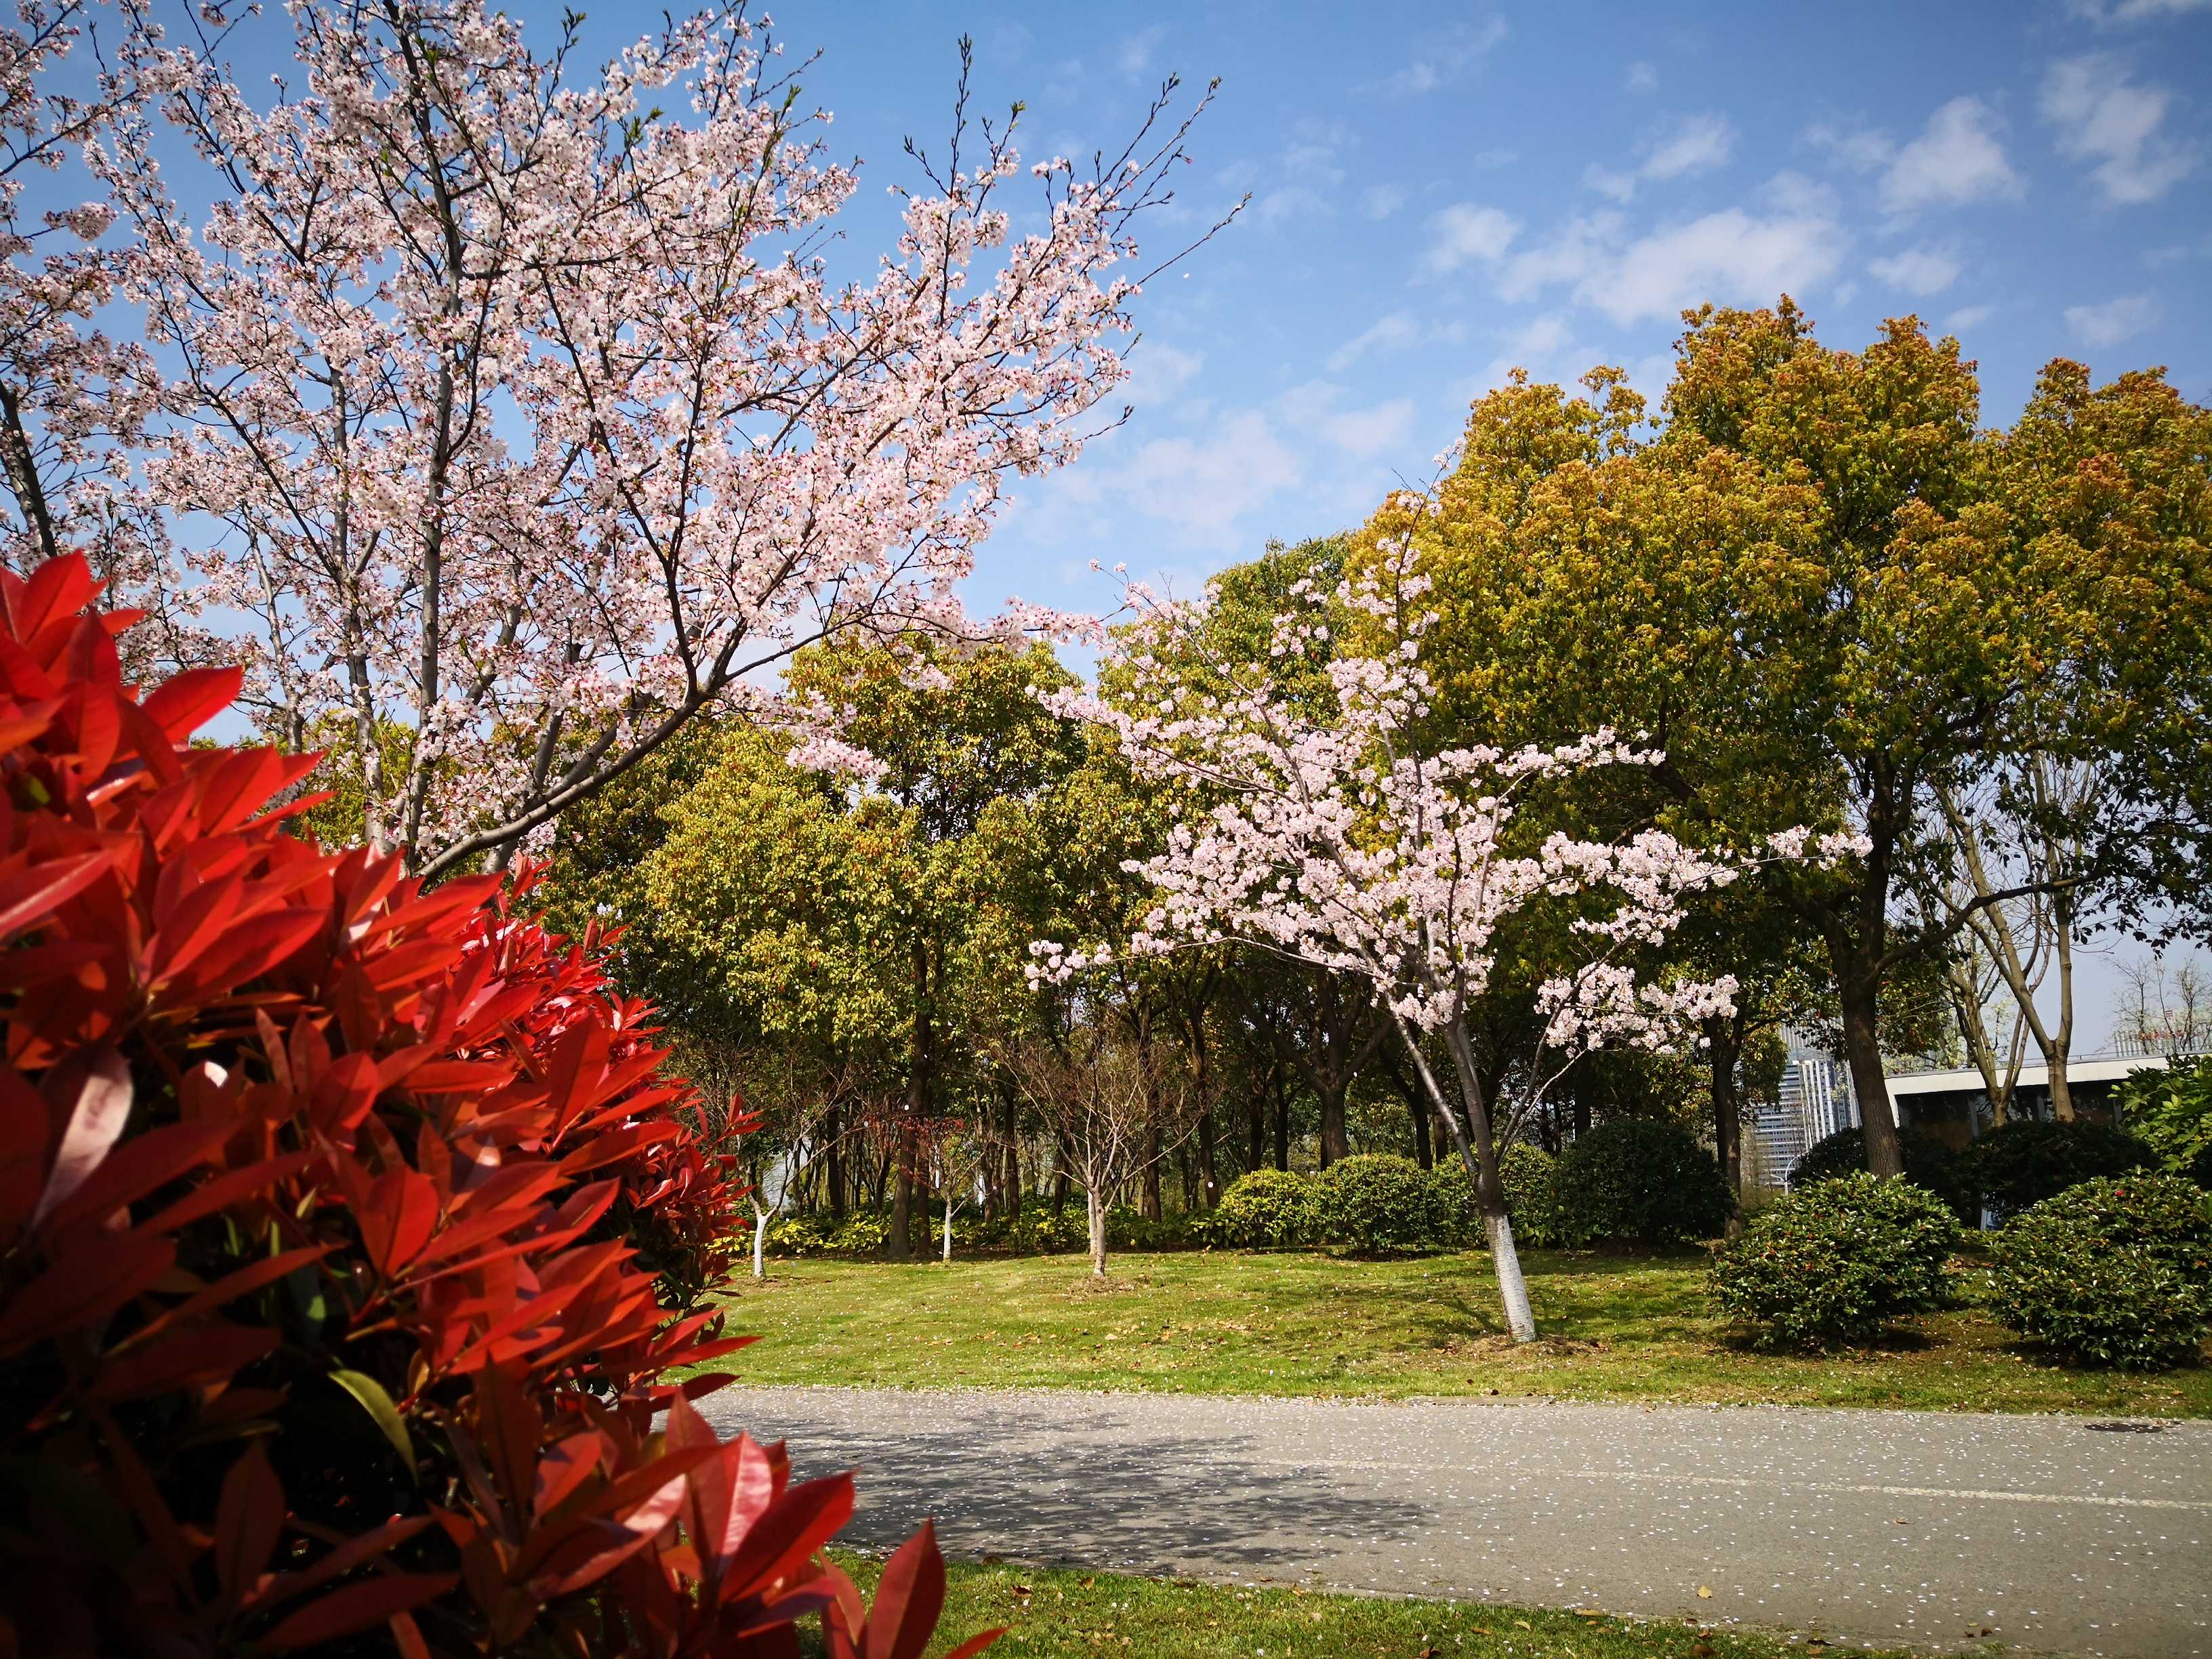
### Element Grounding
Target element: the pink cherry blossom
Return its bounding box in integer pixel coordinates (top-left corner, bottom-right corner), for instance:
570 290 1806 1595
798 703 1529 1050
1035 539 1843 1340
1 2 1226 871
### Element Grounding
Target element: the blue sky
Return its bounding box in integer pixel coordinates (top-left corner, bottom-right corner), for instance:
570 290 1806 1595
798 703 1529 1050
687 0 2210 1043
688 0 2212 611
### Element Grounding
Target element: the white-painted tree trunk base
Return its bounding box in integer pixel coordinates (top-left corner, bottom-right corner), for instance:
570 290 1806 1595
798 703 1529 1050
752 1204 768 1280
1486 1210 1538 1342
943 1203 954 1263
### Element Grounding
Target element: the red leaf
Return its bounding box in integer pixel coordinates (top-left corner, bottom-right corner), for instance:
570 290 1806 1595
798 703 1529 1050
139 665 245 743
252 1572 457 1654
214 1442 285 1606
115 1244 333 1350
0 848 112 943
531 1431 603 1521
247 1515 436 1614
28 1045 132 1231
940 1630 1010 1659
0 1230 172 1357
865 1520 949 1659
85 1320 281 1404
720 1473 857 1606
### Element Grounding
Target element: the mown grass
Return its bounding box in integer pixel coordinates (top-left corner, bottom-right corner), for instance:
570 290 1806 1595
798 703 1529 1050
708 1246 2212 1417
825 1553 1930 1659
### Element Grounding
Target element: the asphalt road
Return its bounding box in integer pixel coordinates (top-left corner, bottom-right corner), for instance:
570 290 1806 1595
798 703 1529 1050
699 1385 2212 1658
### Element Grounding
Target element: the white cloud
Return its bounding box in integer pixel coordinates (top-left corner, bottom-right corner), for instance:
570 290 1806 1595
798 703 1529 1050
1255 185 1332 229
1502 198 1848 326
1361 184 1409 221
1326 311 1422 372
1118 24 1168 77
1943 304 1994 332
1276 381 1417 460
1322 397 1417 458
1370 16 1509 99
1471 312 1586 393
1499 211 1623 302
1421 203 1521 275
1807 118 1899 173
1107 411 1304 549
1644 113 1736 180
1879 97 2024 213
2064 293 2159 347
2041 55 2201 204
1585 114 1736 203
2066 0 2209 21
1868 245 1965 295
1584 165 1637 204
1625 61 1660 94
1323 312 1468 373
1602 209 1849 325
1122 342 1203 406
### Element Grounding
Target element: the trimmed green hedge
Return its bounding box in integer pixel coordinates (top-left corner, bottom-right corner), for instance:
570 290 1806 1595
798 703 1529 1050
1431 1143 1559 1247
1710 1172 1959 1349
1313 1155 1446 1252
1790 1126 1979 1222
1970 1120 2154 1220
1988 1174 2212 1368
1553 1120 1731 1247
1214 1168 1321 1247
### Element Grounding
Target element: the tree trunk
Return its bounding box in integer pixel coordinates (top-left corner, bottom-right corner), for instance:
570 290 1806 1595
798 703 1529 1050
1141 1126 1163 1221
942 1195 954 1263
825 1100 846 1220
1196 1109 1219 1207
1837 966 1903 1179
1706 1013 1744 1237
1086 1187 1108 1277
1392 1012 1537 1342
2047 887 2076 1120
893 935 932 1262
751 1202 769 1280
1247 1081 1265 1176
1271 1065 1290 1171
1317 1081 1348 1167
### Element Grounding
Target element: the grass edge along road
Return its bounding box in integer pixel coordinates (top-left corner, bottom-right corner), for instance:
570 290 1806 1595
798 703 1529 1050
710 1248 2212 1418
838 1552 1933 1659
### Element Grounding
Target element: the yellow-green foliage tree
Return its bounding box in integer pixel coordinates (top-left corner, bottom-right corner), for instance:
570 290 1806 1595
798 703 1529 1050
1364 301 2209 1177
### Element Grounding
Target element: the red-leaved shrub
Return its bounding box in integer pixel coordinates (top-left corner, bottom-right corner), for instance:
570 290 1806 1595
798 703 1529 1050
0 555 994 1658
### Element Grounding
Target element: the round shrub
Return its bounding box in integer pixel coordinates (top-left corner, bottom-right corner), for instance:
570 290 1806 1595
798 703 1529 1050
1313 1154 1446 1251
1988 1174 2212 1369
1970 1119 2155 1220
1710 1173 1960 1348
1215 1168 1319 1246
1553 1120 1732 1247
1790 1126 1979 1222
1432 1143 1559 1248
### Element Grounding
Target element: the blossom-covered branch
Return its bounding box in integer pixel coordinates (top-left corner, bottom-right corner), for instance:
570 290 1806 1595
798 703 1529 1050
16 1 1227 871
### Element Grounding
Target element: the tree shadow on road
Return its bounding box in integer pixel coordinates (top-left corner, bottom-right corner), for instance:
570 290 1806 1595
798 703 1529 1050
764 1410 1435 1577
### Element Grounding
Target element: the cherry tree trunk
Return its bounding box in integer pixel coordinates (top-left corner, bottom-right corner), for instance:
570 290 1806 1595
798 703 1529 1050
1086 1189 1109 1277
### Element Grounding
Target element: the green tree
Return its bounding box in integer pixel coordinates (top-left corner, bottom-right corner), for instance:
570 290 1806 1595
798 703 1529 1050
1366 303 2209 1178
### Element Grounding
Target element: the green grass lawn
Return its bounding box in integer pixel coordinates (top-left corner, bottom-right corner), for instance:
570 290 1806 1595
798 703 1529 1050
709 1246 2212 1417
832 1553 1928 1659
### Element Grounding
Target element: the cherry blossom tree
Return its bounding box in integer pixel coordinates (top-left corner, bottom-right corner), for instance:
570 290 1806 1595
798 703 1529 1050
1033 547 1853 1340
37 0 1221 872
0 0 179 657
